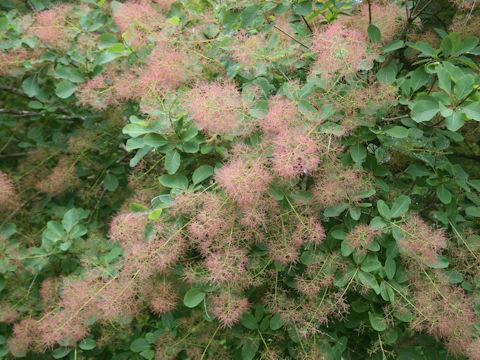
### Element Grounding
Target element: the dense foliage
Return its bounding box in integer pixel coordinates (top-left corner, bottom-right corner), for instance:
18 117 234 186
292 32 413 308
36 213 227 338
1 0 480 359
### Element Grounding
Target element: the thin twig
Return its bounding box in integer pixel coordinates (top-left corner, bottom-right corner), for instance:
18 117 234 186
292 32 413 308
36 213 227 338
25 0 35 12
0 191 41 227
382 114 409 121
273 25 310 49
0 152 29 158
0 108 85 121
301 15 313 33
367 0 372 24
0 84 86 121
0 108 40 116
0 84 28 97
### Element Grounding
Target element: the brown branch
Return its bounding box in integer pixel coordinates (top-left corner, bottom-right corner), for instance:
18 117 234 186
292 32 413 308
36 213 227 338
0 108 85 121
301 16 313 33
0 152 29 158
0 191 41 227
0 84 28 97
0 84 86 121
24 0 35 12
367 0 372 24
273 25 310 49
0 108 40 116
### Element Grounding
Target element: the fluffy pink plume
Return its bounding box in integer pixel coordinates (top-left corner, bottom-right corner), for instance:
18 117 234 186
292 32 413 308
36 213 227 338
261 95 299 134
146 282 177 314
311 22 372 80
0 171 19 211
215 158 272 209
398 214 447 266
271 128 320 179
76 74 116 110
231 30 265 71
313 166 372 207
28 4 72 48
345 224 381 255
36 157 79 197
139 43 190 97
340 1 405 43
113 1 165 47
185 81 251 137
292 216 326 248
109 212 149 246
211 292 249 328
204 248 248 285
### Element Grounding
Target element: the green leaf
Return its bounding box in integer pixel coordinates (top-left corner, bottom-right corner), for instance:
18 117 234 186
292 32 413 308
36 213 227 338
122 124 148 138
52 348 71 359
0 275 5 292
361 254 382 272
183 288 205 308
436 64 451 93
22 76 40 98
445 111 464 131
241 338 260 360
369 312 387 331
411 98 439 122
413 41 437 58
241 5 259 26
324 203 348 217
377 200 391 219
130 338 150 353
0 17 8 31
192 165 214 185
165 150 181 175
98 33 118 49
469 180 480 192
462 102 480 121
44 221 66 242
466 206 480 217
293 1 312 16
159 174 188 189
385 126 408 138
240 313 258 330
79 338 96 351
454 75 474 100
381 40 404 53
104 173 119 192
148 209 163 220
390 195 411 218
384 257 396 280
270 315 284 330
350 143 367 163
367 24 381 43
62 209 78 233
452 37 479 56
140 350 155 360
54 66 85 83
55 80 77 99
143 133 167 147
436 185 452 204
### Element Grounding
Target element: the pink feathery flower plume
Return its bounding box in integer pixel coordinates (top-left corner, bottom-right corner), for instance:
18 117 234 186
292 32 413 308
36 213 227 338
261 95 299 135
398 214 447 266
35 157 79 197
138 43 190 98
311 22 373 80
211 292 249 328
215 158 272 209
184 81 252 137
28 5 74 49
271 128 320 179
0 171 20 211
113 0 165 48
